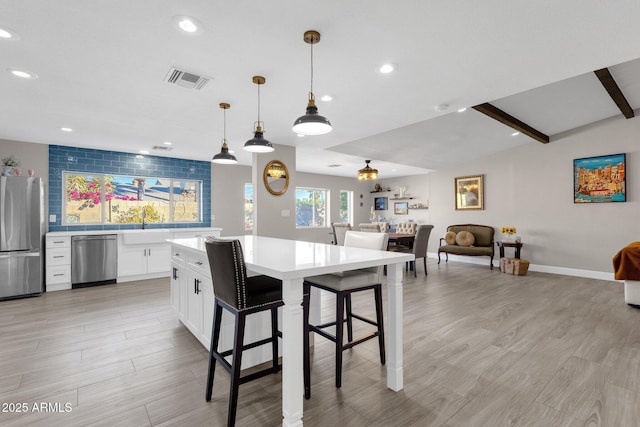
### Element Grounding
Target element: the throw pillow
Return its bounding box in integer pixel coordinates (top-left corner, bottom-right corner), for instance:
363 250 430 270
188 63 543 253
455 230 475 247
444 231 457 245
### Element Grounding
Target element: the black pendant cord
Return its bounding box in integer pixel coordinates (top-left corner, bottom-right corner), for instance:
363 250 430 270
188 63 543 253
223 107 227 142
310 42 314 97
257 82 261 125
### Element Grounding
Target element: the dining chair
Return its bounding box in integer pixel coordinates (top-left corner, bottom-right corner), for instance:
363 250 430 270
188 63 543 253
396 222 417 234
204 238 311 426
331 222 351 245
390 224 434 276
359 223 382 232
304 231 389 389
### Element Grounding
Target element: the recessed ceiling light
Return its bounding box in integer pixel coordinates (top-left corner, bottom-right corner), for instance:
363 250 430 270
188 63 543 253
457 108 467 113
173 16 202 34
377 63 396 74
0 27 20 40
434 104 449 112
163 141 172 145
511 132 520 136
7 68 38 79
139 150 149 155
328 164 341 168
391 169 397 172
320 95 333 102
60 127 73 132
297 134 305 138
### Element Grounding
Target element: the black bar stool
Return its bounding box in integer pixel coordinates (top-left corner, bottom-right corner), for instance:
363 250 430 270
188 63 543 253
204 238 310 426
304 231 388 389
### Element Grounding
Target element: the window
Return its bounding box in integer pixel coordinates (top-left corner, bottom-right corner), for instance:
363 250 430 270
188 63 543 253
64 172 202 225
245 183 253 231
339 190 352 224
296 188 328 227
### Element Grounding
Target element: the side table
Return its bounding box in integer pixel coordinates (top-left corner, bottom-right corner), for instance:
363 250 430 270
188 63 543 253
497 241 523 259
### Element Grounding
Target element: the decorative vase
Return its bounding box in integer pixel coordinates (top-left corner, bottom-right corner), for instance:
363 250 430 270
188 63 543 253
2 166 13 176
28 169 35 177
14 168 21 176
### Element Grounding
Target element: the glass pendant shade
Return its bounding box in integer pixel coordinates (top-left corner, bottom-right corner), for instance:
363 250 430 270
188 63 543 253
292 30 332 136
244 76 274 153
212 103 238 164
212 141 237 164
357 160 378 181
292 95 332 135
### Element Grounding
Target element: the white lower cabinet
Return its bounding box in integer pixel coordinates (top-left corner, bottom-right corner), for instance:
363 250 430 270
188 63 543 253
45 236 71 291
117 242 171 281
170 242 272 369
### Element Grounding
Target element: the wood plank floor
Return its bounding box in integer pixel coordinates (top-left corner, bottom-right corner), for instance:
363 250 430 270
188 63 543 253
1 260 639 426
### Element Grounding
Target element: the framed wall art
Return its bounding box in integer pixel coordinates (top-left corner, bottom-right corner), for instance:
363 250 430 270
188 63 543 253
455 174 484 210
574 153 626 203
394 202 408 215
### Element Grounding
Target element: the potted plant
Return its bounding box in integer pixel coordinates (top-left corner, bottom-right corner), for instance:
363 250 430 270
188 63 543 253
1 155 20 176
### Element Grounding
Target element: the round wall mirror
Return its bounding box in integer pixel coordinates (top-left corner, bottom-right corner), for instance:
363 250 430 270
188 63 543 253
263 160 289 195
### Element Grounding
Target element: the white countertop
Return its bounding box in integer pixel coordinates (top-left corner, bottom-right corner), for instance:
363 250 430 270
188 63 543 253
47 227 222 237
168 235 414 280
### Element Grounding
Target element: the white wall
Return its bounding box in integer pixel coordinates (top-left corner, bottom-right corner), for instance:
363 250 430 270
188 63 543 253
376 114 640 279
0 139 48 185
253 144 297 239
211 163 252 237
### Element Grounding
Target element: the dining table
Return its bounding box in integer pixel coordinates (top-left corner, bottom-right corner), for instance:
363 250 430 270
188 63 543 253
169 235 414 426
387 232 416 249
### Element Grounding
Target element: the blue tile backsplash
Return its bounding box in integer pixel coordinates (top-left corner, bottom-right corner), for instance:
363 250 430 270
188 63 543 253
48 145 211 231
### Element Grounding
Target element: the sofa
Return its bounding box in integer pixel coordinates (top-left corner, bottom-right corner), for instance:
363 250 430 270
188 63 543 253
437 224 496 270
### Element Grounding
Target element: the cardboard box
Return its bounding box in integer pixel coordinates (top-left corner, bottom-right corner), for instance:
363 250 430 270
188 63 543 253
500 257 530 276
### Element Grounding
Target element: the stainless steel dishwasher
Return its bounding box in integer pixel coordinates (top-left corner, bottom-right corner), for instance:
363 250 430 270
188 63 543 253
71 235 117 288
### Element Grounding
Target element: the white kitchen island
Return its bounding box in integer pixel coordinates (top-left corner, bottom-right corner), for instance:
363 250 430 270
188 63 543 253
168 235 414 427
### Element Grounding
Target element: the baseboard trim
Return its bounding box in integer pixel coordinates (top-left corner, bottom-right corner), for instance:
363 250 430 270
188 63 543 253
427 252 615 282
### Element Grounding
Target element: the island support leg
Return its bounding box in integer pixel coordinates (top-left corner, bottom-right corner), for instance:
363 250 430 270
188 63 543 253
386 262 404 391
281 278 304 426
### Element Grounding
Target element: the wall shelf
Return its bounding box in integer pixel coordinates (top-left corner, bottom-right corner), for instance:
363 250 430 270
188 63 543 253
390 197 415 200
370 190 391 193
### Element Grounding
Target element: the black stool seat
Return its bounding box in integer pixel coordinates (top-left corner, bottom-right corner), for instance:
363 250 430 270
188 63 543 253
204 238 310 427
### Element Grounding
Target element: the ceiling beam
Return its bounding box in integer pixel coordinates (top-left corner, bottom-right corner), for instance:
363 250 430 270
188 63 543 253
472 103 550 144
594 68 635 119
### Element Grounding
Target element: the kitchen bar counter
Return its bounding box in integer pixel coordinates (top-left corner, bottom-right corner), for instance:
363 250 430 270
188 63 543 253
169 235 414 426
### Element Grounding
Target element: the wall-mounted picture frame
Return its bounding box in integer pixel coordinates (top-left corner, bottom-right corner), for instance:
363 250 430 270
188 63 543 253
374 196 388 211
394 201 408 215
455 175 484 210
574 153 626 203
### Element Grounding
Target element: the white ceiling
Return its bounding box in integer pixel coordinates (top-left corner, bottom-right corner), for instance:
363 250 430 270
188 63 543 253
1 1 640 178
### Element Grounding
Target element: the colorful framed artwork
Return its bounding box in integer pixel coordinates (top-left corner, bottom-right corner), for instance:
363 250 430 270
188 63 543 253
455 175 484 210
394 202 408 215
574 153 626 203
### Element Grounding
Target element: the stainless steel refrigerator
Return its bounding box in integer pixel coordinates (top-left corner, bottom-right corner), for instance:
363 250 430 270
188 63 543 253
0 176 45 300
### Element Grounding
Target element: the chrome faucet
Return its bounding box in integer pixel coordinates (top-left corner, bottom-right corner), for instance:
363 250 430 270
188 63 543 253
141 208 146 230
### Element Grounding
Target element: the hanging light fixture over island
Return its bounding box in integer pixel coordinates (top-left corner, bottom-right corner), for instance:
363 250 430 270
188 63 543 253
211 103 237 164
244 76 274 153
292 30 332 136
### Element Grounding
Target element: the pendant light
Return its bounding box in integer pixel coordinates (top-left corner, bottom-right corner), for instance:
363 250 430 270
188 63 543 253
244 76 274 153
212 103 238 164
292 30 332 136
357 160 378 181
